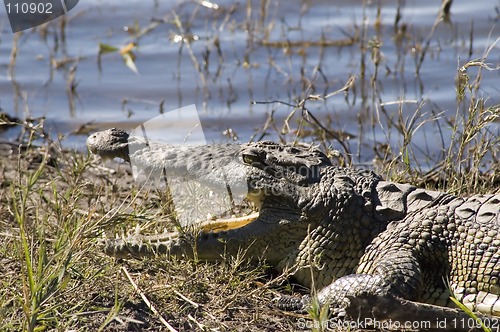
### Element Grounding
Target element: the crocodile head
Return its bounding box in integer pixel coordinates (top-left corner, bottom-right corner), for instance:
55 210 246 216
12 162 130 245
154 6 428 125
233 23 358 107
87 128 332 221
87 129 336 265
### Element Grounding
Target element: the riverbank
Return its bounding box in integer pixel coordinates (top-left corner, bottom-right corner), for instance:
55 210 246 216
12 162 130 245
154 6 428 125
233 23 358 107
1 108 498 330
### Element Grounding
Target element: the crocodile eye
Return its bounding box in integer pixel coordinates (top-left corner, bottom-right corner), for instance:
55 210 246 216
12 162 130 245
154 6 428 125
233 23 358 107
242 153 260 166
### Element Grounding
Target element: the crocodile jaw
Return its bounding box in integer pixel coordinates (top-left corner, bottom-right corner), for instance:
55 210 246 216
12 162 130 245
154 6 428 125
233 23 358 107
196 211 260 232
104 211 262 259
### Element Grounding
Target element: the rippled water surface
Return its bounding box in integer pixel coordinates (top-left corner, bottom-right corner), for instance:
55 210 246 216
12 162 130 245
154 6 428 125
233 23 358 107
0 0 498 165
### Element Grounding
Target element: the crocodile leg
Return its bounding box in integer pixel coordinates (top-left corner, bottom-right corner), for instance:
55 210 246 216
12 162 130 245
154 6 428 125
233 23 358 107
318 250 422 307
277 248 423 311
278 249 500 330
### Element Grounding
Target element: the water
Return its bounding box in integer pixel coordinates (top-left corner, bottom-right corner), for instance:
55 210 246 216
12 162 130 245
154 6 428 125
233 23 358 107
0 0 498 165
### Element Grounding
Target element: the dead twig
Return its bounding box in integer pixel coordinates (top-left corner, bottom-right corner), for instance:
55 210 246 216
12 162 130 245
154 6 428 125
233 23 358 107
121 267 178 332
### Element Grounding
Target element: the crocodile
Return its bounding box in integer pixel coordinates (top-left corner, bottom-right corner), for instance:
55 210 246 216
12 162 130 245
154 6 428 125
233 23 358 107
87 128 500 327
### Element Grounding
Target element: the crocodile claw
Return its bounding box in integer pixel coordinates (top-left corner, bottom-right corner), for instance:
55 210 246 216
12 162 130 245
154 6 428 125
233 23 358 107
273 294 310 312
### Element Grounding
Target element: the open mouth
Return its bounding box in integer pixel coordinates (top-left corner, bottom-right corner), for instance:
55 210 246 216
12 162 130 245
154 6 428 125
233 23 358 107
194 191 264 233
176 190 264 233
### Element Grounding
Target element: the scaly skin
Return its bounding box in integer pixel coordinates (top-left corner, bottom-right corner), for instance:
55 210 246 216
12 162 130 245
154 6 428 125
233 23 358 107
87 128 500 325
